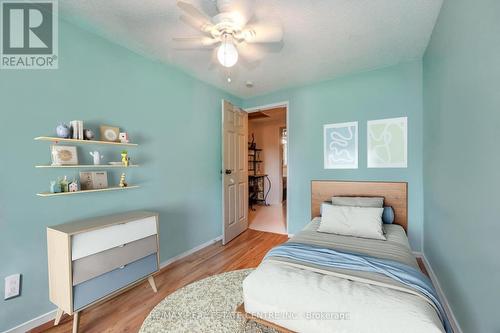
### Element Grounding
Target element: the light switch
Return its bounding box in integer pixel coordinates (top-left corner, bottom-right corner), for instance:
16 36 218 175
4 274 21 300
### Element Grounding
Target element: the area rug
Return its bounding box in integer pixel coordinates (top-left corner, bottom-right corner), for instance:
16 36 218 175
139 269 279 333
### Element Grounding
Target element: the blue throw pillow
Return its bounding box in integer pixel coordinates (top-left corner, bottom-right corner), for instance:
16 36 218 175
382 206 395 224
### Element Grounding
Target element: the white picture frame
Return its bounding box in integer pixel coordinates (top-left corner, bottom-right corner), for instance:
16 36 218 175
367 117 408 168
323 121 358 169
51 145 78 165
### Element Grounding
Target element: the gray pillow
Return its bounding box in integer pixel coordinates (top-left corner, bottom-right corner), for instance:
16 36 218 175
331 196 384 208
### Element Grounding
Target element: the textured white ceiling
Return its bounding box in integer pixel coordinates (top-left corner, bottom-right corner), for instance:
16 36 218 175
60 0 442 98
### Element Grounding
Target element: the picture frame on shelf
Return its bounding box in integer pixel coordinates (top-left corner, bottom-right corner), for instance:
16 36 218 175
100 125 120 142
79 171 108 190
51 145 78 166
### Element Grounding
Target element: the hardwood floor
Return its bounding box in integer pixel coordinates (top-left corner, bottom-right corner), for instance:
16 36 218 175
30 229 288 333
30 229 428 333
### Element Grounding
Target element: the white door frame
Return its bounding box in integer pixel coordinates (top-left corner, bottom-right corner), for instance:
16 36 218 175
244 101 290 236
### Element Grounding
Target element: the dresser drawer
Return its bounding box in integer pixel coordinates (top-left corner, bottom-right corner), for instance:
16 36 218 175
72 235 158 285
73 253 158 311
72 216 157 260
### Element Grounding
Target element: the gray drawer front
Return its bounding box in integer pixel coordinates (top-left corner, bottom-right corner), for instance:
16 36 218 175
73 253 157 311
73 235 158 285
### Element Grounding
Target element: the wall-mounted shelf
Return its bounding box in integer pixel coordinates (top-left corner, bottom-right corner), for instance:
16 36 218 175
35 164 139 169
34 136 138 147
37 185 140 197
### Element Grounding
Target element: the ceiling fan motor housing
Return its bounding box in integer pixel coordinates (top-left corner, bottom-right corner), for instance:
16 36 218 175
212 13 241 35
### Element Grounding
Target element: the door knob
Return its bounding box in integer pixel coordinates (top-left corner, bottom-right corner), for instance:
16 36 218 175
225 169 232 175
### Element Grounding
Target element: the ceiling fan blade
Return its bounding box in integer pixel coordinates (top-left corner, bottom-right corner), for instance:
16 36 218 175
180 15 214 34
173 37 219 49
236 42 266 63
177 1 213 28
217 0 255 27
241 22 283 43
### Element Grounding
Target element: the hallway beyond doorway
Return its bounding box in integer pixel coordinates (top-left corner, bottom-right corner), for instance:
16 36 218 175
248 203 287 235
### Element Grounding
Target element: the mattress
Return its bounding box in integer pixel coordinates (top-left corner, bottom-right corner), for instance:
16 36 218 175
242 218 445 333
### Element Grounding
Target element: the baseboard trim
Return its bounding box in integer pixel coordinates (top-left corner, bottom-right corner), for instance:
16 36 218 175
159 235 222 269
413 253 463 333
2 309 57 333
2 235 223 333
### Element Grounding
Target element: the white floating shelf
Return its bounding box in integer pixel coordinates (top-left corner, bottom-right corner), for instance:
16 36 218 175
34 136 138 147
35 164 139 169
37 186 140 197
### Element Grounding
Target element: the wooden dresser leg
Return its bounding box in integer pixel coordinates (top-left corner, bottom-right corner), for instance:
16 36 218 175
54 308 64 326
72 312 79 333
148 276 157 293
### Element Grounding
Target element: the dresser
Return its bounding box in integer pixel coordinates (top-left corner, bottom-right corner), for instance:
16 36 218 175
47 211 160 333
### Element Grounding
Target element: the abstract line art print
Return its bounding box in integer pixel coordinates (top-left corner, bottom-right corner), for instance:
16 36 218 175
324 122 358 169
367 117 408 168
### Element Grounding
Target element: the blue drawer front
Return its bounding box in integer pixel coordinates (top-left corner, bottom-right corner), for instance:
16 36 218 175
73 253 157 311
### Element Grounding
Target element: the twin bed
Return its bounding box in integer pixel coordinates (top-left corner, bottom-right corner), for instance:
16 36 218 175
239 181 450 333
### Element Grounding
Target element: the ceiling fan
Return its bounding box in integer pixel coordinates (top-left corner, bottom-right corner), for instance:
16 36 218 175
174 0 283 68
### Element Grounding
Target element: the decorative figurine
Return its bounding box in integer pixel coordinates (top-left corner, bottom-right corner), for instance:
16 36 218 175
83 129 95 140
50 180 61 193
119 132 130 143
119 173 128 187
56 123 71 138
60 176 69 193
68 180 79 192
89 151 104 165
121 150 129 167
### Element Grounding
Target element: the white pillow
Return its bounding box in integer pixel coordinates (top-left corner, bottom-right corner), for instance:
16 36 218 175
318 204 386 240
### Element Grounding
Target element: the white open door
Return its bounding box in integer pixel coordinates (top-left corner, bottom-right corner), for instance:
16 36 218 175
222 100 248 245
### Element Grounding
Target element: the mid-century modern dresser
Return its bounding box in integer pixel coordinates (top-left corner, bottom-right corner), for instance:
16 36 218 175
46 211 160 333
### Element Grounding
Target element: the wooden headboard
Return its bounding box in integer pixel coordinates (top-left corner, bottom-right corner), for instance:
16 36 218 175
311 180 408 231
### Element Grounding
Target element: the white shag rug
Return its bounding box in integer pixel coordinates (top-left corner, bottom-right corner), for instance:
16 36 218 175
140 269 279 333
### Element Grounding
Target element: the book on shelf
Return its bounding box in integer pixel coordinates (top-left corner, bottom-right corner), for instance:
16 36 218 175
70 120 84 140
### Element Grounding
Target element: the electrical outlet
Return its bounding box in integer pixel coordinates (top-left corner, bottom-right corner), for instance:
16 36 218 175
4 274 21 300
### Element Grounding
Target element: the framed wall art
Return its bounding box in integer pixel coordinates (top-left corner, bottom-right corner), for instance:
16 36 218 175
367 117 407 168
324 121 358 169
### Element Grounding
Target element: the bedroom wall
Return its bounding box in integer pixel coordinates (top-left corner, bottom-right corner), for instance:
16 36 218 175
0 20 240 331
243 61 424 251
423 0 500 332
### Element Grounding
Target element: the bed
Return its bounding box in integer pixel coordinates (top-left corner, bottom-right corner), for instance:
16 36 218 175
239 180 450 333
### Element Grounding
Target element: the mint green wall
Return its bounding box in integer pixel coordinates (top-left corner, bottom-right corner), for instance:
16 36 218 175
423 1 500 332
243 61 424 251
0 21 240 330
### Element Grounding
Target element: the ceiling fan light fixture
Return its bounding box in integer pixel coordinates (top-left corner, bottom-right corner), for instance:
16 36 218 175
217 35 238 68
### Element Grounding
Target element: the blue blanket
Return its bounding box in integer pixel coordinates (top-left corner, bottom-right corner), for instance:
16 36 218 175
265 242 452 333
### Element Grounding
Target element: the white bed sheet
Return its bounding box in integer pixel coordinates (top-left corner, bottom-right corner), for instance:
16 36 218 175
242 219 445 333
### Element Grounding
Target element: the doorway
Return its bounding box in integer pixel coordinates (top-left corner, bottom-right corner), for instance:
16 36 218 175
246 104 288 235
